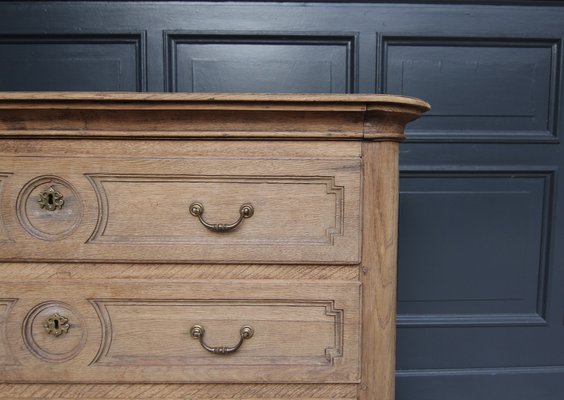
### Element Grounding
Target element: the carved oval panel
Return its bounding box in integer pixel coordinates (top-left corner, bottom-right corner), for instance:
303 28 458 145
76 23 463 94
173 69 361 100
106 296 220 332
22 301 87 363
17 175 82 241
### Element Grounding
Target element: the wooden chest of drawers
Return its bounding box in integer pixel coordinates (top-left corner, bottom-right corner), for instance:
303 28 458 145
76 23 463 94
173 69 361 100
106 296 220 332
0 93 428 400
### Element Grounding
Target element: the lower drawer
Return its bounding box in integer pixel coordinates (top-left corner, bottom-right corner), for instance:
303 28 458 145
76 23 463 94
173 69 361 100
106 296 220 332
0 279 360 383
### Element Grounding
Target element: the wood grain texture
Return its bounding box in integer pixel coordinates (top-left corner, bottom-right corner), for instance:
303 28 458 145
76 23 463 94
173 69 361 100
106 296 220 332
0 92 429 140
0 91 431 109
359 142 400 400
0 174 10 243
0 383 357 399
0 109 365 139
363 105 430 141
0 279 360 383
0 299 17 366
0 263 359 281
0 140 361 264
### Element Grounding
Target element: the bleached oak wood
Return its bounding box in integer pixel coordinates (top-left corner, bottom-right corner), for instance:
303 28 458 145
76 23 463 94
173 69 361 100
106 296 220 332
359 142 400 400
0 263 359 281
0 92 429 140
0 140 361 264
0 92 428 399
0 91 430 108
0 383 357 399
1 279 360 383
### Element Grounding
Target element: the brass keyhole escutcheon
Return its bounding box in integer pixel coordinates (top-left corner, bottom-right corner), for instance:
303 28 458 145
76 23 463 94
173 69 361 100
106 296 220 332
38 186 64 211
43 313 70 337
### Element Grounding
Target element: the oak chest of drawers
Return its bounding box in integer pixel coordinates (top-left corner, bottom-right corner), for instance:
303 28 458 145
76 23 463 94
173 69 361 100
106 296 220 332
0 92 428 400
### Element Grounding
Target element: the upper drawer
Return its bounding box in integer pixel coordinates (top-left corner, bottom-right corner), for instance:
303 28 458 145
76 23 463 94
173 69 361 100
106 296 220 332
0 140 361 263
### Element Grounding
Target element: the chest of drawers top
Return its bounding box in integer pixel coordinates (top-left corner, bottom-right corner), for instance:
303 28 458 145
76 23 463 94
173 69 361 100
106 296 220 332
0 91 429 140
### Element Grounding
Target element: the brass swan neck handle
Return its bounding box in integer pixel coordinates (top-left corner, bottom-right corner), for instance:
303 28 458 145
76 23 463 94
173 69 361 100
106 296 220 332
189 202 254 233
190 324 254 355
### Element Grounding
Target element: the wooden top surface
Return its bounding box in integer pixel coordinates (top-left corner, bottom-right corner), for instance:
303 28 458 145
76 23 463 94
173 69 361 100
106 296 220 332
0 92 429 140
0 91 430 111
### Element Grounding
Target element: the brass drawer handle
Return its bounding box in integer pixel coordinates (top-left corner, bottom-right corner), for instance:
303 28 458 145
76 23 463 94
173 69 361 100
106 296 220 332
190 324 254 355
189 202 254 232
43 313 70 337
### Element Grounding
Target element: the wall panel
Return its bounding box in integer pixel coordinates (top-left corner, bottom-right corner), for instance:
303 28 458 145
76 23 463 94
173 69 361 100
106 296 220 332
381 37 560 142
165 33 357 93
0 34 146 91
398 170 554 327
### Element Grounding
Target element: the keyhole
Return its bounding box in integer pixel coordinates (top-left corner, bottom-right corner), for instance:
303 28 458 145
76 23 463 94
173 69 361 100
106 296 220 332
48 193 54 205
53 319 59 330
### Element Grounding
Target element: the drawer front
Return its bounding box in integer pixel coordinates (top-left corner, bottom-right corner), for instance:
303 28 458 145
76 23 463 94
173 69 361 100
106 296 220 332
0 140 361 263
0 279 360 383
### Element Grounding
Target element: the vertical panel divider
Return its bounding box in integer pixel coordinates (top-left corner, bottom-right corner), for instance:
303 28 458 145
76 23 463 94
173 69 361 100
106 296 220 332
360 141 400 400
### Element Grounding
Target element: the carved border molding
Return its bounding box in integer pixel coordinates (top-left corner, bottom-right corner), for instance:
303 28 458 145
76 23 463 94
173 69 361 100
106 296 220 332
89 299 344 367
86 174 345 246
0 173 13 243
0 299 18 366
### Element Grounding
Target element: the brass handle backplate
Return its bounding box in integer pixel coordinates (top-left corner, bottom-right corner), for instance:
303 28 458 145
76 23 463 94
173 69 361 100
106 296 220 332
190 324 254 355
189 202 254 232
43 313 70 337
38 186 64 211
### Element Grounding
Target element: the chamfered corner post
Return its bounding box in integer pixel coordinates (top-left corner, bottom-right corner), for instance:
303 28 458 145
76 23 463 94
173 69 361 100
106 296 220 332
359 101 429 400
